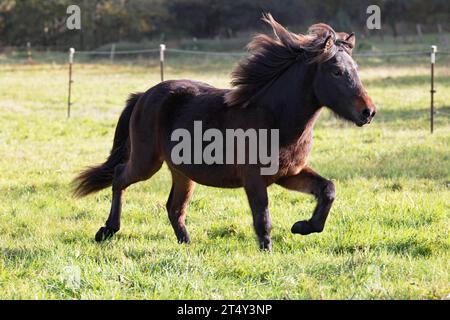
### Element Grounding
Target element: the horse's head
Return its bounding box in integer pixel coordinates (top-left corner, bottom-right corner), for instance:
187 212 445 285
312 29 377 126
226 14 377 127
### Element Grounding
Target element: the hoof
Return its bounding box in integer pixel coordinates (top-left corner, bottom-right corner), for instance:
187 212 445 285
177 236 191 244
175 228 191 244
291 220 323 235
259 238 272 252
95 226 117 242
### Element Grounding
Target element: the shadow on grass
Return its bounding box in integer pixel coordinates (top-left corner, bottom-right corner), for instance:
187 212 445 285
207 224 247 240
330 239 435 258
0 247 49 268
319 144 449 182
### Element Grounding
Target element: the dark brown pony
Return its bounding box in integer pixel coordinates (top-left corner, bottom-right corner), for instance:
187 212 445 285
74 14 376 251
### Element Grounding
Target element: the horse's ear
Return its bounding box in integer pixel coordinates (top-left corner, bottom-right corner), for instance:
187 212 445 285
346 32 356 49
262 13 295 46
323 35 334 51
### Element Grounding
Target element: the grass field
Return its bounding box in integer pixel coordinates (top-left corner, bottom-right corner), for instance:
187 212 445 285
0 52 449 299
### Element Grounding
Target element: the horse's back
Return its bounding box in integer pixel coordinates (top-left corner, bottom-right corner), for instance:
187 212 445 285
150 79 227 106
131 79 229 130
143 79 229 128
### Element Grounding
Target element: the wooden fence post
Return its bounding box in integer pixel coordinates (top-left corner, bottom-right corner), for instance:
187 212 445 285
160 44 166 82
110 44 116 64
430 45 437 134
27 42 32 63
68 48 75 119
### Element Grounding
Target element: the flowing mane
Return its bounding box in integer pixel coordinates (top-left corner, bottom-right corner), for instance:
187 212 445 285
225 13 354 108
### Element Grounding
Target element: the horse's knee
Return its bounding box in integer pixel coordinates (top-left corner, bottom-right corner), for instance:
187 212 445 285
320 180 335 202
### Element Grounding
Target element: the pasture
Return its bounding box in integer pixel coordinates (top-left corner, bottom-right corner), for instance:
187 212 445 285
0 50 449 299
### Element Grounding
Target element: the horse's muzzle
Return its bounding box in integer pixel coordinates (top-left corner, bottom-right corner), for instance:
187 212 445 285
357 106 376 126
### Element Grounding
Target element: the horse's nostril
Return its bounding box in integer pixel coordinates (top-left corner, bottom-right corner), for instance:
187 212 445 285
362 108 372 118
371 111 377 117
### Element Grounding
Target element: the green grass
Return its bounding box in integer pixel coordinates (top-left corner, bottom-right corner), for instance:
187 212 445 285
0 53 449 299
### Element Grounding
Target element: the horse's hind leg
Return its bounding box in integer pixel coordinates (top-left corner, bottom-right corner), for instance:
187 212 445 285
95 154 163 242
166 170 195 244
276 166 335 235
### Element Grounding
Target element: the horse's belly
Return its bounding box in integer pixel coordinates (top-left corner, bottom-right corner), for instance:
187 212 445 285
168 163 244 188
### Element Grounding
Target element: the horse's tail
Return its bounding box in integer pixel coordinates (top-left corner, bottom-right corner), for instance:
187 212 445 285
72 93 143 198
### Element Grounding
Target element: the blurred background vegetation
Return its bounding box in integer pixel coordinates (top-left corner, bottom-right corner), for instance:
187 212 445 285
0 0 449 51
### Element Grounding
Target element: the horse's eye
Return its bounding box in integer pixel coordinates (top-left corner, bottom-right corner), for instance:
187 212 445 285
332 70 343 77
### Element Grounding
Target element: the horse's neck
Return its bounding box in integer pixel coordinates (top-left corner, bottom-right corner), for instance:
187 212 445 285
261 62 321 146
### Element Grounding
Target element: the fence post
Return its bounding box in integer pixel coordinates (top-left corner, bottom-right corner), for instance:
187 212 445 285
160 44 166 82
110 43 116 64
416 24 423 38
27 42 32 63
430 45 437 134
68 48 75 119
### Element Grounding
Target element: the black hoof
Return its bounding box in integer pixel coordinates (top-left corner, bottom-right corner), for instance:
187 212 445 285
291 220 323 235
176 228 190 244
177 236 191 244
95 226 117 242
259 238 272 252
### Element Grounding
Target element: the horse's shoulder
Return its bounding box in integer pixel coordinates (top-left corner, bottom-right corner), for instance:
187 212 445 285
278 132 314 176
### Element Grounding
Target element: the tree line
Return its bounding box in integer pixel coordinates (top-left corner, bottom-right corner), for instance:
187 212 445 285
0 0 448 49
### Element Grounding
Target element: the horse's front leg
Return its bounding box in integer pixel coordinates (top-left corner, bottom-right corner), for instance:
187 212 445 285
277 166 335 235
244 175 272 251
